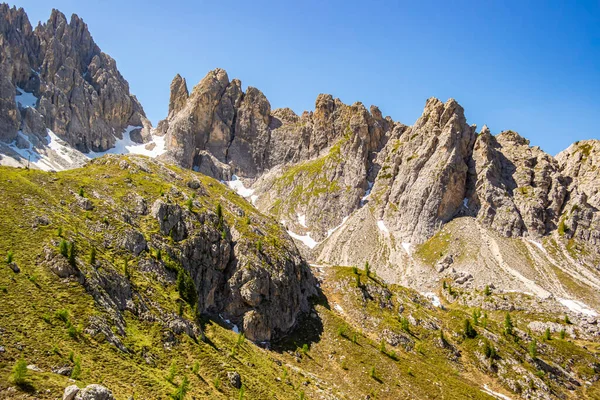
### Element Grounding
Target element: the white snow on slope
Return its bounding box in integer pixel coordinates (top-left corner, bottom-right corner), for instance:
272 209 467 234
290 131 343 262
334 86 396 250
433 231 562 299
377 220 389 234
287 215 349 249
422 292 441 308
297 214 307 228
287 230 319 249
15 87 38 108
327 216 348 237
7 130 87 171
2 126 168 172
88 126 166 158
225 175 259 205
402 242 411 254
526 238 546 253
558 298 598 317
482 384 513 400
226 174 254 195
360 181 374 206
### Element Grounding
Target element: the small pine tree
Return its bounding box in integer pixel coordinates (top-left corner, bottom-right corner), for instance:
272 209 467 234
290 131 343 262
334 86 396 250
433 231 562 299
442 281 447 290
439 329 447 346
57 226 63 237
213 376 221 390
78 187 85 197
369 366 376 379
6 251 13 264
59 240 68 257
504 313 514 336
71 356 82 380
192 361 199 375
238 385 245 400
124 258 130 279
379 340 386 354
482 312 488 329
301 343 309 355
559 329 566 339
472 309 481 326
166 361 177 383
216 203 223 229
352 266 358 275
400 316 410 333
89 247 96 265
544 327 551 341
156 248 162 261
171 375 189 400
68 242 76 267
564 315 571 325
11 358 27 385
355 274 361 288
464 318 477 338
483 339 496 359
529 339 538 359
484 285 491 296
237 332 246 346
352 333 357 344
186 198 193 212
257 240 263 252
364 261 370 277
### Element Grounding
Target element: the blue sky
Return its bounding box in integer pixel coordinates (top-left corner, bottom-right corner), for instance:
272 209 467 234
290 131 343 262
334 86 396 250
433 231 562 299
12 0 600 155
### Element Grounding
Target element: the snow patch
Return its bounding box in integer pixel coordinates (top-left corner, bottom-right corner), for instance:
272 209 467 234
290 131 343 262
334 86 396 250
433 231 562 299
402 242 411 254
250 195 258 205
558 298 598 317
526 238 546 253
377 220 389 234
287 230 319 249
327 216 348 237
224 318 240 334
482 384 513 400
297 214 307 228
422 292 442 308
88 126 167 158
15 87 38 109
360 181 374 206
463 198 468 208
334 304 344 313
225 174 255 198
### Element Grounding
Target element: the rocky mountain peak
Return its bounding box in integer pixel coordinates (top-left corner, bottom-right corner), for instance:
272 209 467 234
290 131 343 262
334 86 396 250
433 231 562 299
0 4 150 153
497 129 530 146
167 73 188 117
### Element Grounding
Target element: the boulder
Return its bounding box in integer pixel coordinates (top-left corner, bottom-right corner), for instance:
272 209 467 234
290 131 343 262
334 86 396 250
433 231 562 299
227 371 242 389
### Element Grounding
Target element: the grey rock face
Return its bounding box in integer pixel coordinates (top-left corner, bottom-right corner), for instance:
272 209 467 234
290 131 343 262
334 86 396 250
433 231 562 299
370 98 476 244
119 229 147 256
161 69 394 239
0 5 150 151
467 129 567 238
74 384 114 400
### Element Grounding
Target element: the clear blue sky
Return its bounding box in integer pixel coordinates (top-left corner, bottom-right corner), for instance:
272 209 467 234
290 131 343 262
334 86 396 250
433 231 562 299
11 0 600 155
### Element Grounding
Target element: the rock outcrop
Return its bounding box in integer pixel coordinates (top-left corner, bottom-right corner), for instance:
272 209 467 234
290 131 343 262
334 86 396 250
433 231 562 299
160 69 394 239
467 128 567 238
0 5 150 151
368 97 476 244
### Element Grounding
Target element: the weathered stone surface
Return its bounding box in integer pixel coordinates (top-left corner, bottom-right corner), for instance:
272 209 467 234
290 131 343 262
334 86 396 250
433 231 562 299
369 98 476 244
74 384 114 400
467 129 567 238
0 5 151 152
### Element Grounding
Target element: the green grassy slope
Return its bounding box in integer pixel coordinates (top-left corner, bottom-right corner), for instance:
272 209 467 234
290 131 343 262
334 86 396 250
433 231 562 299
0 156 598 399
